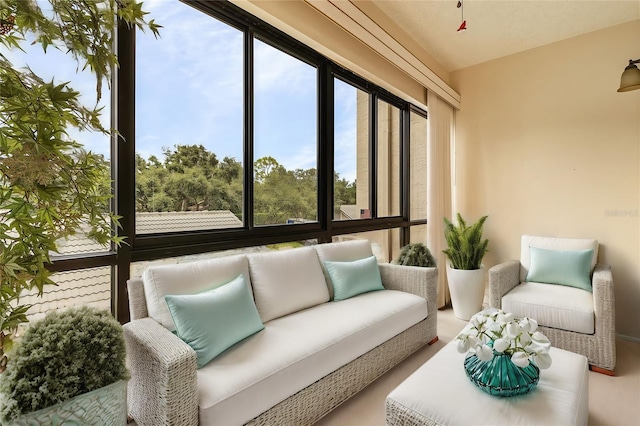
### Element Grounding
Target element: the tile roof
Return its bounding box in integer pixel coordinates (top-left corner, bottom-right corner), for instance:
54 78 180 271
24 211 243 321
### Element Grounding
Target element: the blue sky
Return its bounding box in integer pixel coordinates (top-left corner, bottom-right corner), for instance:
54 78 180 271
137 0 358 181
5 0 358 182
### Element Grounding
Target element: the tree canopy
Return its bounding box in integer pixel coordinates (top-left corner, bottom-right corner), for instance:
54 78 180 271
135 144 357 226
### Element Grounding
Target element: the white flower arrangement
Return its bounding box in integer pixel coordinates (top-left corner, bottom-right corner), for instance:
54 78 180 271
456 309 552 369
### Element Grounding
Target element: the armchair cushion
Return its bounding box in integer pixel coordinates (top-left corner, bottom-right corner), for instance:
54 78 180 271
520 235 598 283
502 282 594 334
526 247 594 292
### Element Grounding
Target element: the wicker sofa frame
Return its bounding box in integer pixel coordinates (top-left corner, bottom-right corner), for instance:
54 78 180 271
489 260 615 374
124 263 438 426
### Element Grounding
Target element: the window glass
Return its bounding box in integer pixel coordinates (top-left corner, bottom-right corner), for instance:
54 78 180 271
5 5 113 319
20 267 112 323
377 99 401 218
410 112 428 221
135 2 244 232
253 39 318 226
334 78 369 220
6 7 112 255
409 224 428 245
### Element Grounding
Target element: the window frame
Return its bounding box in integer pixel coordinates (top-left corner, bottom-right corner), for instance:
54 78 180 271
49 0 428 323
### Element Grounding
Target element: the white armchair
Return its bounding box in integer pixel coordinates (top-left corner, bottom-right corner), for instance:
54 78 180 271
489 235 615 374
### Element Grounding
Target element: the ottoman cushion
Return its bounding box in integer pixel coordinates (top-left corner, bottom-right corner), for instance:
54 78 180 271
386 340 588 425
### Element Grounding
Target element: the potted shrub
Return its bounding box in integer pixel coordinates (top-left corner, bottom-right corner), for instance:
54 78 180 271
395 242 437 267
0 0 159 370
0 306 128 424
443 213 489 320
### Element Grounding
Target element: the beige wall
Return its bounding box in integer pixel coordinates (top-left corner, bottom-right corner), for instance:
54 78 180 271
451 20 640 339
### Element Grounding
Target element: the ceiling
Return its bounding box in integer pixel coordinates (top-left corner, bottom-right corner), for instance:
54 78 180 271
373 0 640 71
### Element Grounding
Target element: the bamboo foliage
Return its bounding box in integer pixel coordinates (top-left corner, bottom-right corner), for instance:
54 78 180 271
443 213 489 270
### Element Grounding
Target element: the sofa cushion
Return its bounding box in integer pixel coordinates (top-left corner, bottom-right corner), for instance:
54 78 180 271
197 289 427 425
165 274 265 368
526 247 594 292
324 255 384 301
520 235 598 283
314 239 375 299
502 281 594 334
142 254 250 331
247 247 330 323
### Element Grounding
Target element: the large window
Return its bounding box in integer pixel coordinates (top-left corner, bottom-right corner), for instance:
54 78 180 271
135 2 244 233
333 78 367 220
377 99 401 218
38 1 431 322
6 9 114 320
253 39 318 226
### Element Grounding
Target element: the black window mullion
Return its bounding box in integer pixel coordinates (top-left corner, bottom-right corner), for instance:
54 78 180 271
401 106 410 247
113 19 136 324
369 93 377 219
319 62 333 243
244 30 254 230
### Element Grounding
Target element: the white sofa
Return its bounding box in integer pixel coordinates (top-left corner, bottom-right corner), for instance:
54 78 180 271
124 240 438 425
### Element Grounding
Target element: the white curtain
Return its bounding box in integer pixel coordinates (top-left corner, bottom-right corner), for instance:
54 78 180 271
426 90 454 309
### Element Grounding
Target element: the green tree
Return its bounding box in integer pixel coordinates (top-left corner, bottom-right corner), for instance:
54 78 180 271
0 0 159 371
136 146 244 216
254 159 317 225
334 173 356 217
163 144 218 176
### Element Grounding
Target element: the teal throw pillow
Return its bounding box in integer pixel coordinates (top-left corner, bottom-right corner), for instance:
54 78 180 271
165 274 264 368
526 247 594 292
324 255 385 301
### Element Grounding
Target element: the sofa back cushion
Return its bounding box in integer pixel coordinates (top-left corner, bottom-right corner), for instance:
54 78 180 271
520 235 598 283
314 239 375 299
142 254 250 331
247 247 329 323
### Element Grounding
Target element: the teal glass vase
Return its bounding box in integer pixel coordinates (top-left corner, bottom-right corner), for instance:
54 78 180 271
464 351 540 397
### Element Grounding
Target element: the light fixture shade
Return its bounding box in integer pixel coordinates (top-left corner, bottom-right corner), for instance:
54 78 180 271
617 63 640 92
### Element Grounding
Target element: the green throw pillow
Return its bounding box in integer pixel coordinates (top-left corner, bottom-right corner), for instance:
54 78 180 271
165 274 264 368
324 255 385 301
526 247 594 292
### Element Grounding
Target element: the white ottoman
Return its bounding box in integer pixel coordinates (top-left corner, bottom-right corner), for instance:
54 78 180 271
386 341 589 425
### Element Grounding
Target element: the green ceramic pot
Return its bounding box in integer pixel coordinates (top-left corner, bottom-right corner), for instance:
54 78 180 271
464 351 539 397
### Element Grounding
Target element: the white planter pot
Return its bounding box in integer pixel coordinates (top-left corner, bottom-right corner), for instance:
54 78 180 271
446 264 486 320
8 380 127 426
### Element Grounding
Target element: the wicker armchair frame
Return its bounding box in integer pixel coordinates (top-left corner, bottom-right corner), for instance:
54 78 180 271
489 260 615 374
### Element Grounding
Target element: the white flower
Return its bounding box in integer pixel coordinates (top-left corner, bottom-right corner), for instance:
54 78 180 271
455 309 552 370
532 352 553 369
511 351 530 368
519 318 533 332
493 338 509 353
532 331 550 347
506 322 521 338
476 344 494 361
457 338 470 353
